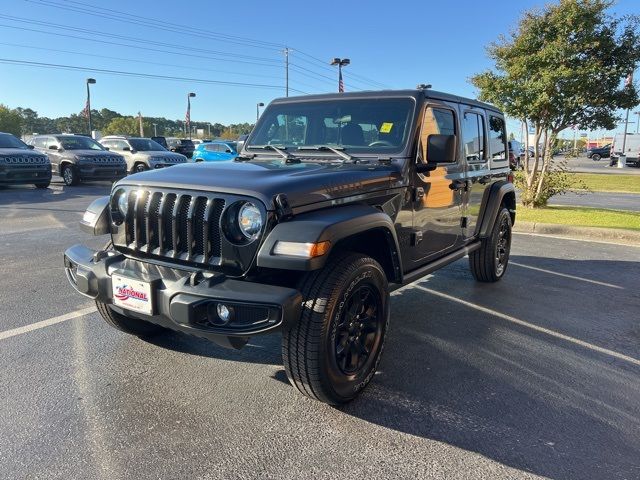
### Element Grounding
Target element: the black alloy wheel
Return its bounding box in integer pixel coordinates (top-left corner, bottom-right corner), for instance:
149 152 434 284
334 284 382 375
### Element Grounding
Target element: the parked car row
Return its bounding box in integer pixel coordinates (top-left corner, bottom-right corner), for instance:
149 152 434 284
0 131 242 188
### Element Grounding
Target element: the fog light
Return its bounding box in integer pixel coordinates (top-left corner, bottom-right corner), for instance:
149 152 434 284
216 303 233 323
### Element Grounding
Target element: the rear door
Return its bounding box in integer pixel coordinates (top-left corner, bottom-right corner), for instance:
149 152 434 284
460 106 491 238
411 103 464 264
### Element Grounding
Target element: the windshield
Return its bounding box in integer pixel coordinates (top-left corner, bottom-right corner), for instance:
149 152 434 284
129 138 166 152
248 97 415 154
0 133 29 149
58 136 104 151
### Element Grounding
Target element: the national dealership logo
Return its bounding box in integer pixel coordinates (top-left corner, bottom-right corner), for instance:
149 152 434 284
115 285 148 302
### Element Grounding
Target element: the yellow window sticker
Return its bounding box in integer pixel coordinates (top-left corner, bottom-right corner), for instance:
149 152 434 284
380 122 393 134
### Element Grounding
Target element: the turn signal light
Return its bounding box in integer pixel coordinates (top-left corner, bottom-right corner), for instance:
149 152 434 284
273 240 331 258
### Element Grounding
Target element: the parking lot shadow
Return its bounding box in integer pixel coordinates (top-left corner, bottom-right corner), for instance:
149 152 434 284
0 180 112 211
148 330 282 366
337 257 640 480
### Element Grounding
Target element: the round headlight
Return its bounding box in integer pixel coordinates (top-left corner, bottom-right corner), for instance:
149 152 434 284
116 190 128 217
237 202 263 239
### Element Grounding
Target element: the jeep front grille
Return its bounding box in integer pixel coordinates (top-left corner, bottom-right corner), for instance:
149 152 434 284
121 189 225 266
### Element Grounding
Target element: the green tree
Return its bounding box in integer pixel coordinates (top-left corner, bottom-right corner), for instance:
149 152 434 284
0 105 23 136
471 0 640 207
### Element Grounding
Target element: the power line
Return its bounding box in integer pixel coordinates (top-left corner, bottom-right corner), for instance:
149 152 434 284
0 14 282 65
25 0 285 51
0 23 282 68
24 0 391 90
0 58 310 94
0 42 285 80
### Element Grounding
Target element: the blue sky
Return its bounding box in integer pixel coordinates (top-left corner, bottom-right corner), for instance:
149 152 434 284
0 0 637 138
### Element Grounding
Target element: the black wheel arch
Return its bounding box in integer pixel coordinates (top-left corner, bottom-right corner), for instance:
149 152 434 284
476 181 516 238
256 204 402 283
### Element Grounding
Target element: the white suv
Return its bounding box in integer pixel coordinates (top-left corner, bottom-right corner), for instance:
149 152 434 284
100 136 188 173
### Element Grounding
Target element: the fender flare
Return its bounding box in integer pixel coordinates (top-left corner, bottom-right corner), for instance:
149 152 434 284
477 181 516 238
257 204 402 278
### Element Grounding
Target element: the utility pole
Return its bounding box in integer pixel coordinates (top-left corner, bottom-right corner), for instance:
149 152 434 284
138 112 144 137
284 47 289 97
621 108 630 155
85 78 96 137
207 122 211 137
634 111 640 134
153 123 157 136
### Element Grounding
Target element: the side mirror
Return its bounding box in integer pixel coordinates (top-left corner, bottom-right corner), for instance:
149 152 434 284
225 148 232 153
103 147 110 151
48 144 59 150
122 146 130 151
27 144 35 150
426 134 456 164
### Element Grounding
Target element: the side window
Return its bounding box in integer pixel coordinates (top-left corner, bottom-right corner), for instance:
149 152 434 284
419 106 456 163
45 137 58 149
101 140 114 149
462 111 486 162
489 115 507 161
32 137 47 148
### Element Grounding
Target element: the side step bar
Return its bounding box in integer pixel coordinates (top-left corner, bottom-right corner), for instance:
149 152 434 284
390 242 481 292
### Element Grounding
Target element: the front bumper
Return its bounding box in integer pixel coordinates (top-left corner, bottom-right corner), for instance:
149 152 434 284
78 165 127 181
63 244 302 349
0 164 52 184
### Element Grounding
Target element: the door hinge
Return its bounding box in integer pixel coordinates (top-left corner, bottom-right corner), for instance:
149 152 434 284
413 187 425 202
411 230 423 246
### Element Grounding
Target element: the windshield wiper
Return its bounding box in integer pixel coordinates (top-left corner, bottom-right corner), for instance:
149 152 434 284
297 145 353 162
250 144 298 163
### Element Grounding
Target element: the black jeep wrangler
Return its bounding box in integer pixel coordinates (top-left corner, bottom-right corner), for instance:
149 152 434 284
64 89 515 405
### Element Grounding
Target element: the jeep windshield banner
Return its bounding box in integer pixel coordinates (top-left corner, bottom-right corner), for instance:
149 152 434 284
248 98 415 154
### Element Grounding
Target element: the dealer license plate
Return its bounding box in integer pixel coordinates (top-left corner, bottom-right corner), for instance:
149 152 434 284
112 275 153 315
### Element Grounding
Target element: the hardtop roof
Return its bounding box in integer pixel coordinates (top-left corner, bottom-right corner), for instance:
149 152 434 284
270 89 502 114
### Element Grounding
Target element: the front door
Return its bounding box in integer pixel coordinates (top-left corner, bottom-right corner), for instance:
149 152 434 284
411 104 464 264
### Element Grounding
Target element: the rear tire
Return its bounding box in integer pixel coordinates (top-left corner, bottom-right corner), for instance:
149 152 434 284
96 300 166 337
592 153 601 161
62 164 79 186
282 253 389 405
195 158 204 162
34 181 50 189
469 207 512 282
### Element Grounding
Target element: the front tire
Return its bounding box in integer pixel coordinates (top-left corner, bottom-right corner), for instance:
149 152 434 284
96 300 166 337
62 164 79 186
282 253 389 405
34 181 50 189
469 207 512 282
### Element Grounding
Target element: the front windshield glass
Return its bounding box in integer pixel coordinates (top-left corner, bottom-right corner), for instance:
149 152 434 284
129 138 166 152
248 97 415 154
58 136 104 151
0 133 29 149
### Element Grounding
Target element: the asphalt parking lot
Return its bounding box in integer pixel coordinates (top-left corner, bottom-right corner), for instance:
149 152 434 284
1 181 639 480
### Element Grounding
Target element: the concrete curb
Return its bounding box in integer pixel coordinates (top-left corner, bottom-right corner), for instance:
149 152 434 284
513 221 640 245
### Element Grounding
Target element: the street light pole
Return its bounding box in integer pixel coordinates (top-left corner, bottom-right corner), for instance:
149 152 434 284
207 122 211 137
256 102 264 122
86 78 96 136
635 111 640 134
153 123 157 136
330 58 350 93
186 92 196 139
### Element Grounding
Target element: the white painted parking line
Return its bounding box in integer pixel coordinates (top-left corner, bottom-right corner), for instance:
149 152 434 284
509 261 623 289
0 306 96 341
413 285 640 367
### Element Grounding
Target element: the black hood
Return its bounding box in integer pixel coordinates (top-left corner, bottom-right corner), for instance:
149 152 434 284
115 159 406 209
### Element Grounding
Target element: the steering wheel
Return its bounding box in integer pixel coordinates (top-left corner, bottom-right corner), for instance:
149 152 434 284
368 140 394 147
